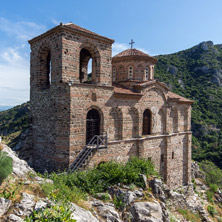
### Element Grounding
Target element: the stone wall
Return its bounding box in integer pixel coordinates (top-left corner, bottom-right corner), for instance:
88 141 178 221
29 24 192 187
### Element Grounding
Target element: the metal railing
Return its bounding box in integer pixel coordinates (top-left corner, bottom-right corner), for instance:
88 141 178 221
68 132 107 173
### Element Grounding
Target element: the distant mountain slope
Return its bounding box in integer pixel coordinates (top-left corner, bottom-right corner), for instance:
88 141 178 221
0 102 30 147
155 41 222 167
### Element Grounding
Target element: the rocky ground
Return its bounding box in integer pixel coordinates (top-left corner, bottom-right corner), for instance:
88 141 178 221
0 144 222 222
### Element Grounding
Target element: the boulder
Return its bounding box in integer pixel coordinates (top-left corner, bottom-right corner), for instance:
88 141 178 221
14 193 35 216
7 214 23 222
149 178 167 202
2 145 34 178
70 202 99 222
97 204 122 222
91 199 122 222
191 162 205 180
0 197 11 216
130 201 163 222
108 186 142 206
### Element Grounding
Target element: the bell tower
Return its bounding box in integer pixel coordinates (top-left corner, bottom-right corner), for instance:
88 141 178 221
29 23 114 172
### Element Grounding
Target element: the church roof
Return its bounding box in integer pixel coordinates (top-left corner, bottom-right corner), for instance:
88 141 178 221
113 83 142 97
63 23 114 43
167 91 193 104
113 49 157 63
114 49 150 57
29 23 114 44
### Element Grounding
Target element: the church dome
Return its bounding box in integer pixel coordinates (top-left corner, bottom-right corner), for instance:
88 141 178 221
114 48 150 57
112 47 157 83
113 48 157 63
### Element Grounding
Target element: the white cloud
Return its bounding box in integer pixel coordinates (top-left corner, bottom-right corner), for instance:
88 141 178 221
112 43 128 56
0 17 45 105
51 18 60 26
0 17 46 41
112 42 150 56
0 46 29 105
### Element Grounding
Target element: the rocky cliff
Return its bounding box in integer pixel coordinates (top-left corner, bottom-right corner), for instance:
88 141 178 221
0 144 221 222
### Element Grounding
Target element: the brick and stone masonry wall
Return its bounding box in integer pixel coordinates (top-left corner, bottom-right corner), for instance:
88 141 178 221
29 25 192 187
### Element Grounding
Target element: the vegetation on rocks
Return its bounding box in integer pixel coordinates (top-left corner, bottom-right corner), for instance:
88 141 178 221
0 150 13 184
44 157 156 201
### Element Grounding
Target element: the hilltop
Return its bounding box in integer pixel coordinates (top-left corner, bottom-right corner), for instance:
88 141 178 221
155 41 222 167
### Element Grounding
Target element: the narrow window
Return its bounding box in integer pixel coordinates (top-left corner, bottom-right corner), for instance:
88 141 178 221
47 52 51 86
145 66 150 80
128 66 133 79
113 67 116 82
161 154 164 162
87 58 92 82
172 152 174 159
38 47 51 89
142 109 152 135
80 48 93 83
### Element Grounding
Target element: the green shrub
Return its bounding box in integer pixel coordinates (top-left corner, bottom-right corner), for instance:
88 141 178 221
0 151 13 184
25 201 76 222
41 182 55 196
207 205 217 217
200 160 222 187
206 190 214 202
209 184 219 193
95 193 111 201
113 194 125 210
49 157 156 195
47 173 88 203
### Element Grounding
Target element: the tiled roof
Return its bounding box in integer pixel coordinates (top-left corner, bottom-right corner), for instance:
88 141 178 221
167 91 193 103
29 23 114 44
114 49 150 57
113 84 142 96
64 23 114 42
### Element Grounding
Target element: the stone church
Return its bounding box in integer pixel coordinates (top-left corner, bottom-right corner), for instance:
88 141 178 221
29 23 193 188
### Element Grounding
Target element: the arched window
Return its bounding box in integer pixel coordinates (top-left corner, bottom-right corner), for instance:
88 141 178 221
129 108 139 138
110 107 123 140
128 66 133 79
145 66 150 80
86 109 101 144
79 48 94 83
113 67 116 82
38 47 51 89
142 109 152 135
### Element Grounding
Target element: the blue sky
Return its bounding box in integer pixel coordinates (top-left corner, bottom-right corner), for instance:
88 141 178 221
0 0 222 106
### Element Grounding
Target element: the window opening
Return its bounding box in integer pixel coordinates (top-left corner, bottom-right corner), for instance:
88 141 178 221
87 58 92 82
142 109 151 135
161 154 164 162
80 48 93 84
128 66 133 79
172 152 174 159
86 109 100 144
145 66 149 80
113 67 116 82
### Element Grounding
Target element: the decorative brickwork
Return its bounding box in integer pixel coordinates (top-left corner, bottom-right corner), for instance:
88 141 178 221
29 23 193 188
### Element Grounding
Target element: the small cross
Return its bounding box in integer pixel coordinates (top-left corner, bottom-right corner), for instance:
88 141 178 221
129 39 135 49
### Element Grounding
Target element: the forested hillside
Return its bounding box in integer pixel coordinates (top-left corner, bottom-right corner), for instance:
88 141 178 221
155 41 222 167
0 102 30 147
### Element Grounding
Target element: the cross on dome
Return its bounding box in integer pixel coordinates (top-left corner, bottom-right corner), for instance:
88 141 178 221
129 39 135 49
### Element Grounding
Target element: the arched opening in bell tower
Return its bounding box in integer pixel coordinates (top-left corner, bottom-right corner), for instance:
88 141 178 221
79 48 93 83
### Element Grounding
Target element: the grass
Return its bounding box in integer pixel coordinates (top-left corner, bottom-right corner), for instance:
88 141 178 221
178 209 201 222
